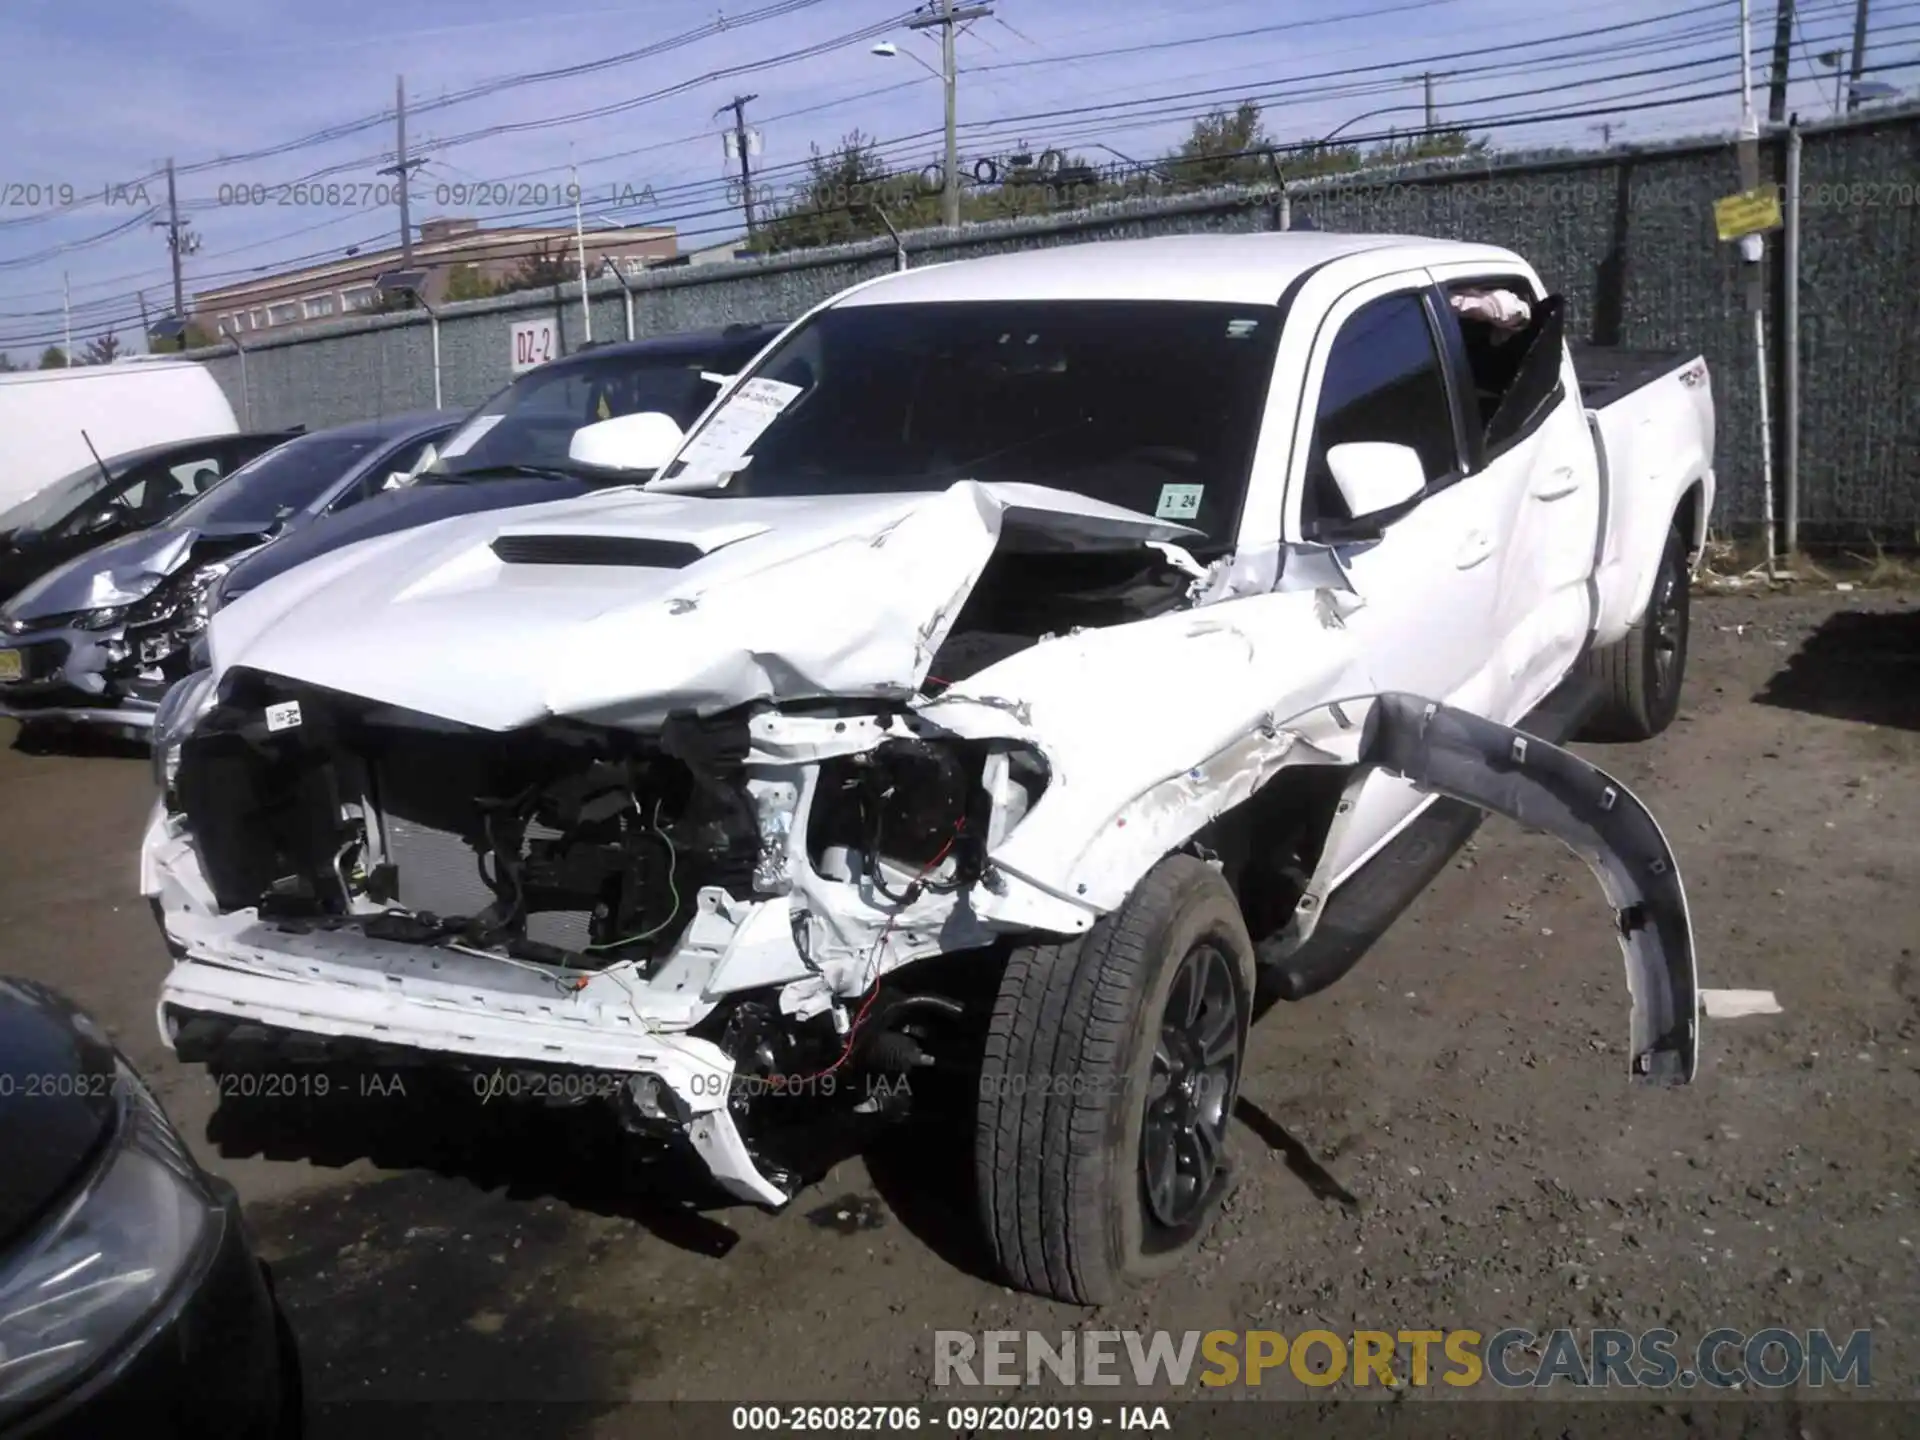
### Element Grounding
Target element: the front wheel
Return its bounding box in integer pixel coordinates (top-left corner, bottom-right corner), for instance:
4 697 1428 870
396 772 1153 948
974 854 1255 1304
1580 522 1692 741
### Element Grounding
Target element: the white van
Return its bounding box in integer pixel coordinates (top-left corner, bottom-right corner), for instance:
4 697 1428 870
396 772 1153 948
0 360 239 514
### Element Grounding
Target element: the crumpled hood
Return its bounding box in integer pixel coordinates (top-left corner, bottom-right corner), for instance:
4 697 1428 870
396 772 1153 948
209 480 1203 732
2 521 272 622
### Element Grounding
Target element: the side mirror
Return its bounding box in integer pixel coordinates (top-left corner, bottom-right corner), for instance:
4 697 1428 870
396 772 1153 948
1325 442 1426 523
568 410 685 474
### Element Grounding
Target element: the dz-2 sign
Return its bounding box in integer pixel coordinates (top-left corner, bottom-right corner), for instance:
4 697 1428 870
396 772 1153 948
509 317 558 374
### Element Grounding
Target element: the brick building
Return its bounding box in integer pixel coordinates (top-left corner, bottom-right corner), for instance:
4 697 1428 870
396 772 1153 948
192 217 677 336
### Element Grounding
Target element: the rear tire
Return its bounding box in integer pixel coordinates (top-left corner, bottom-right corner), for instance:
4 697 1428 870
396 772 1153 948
975 854 1254 1305
1580 522 1691 742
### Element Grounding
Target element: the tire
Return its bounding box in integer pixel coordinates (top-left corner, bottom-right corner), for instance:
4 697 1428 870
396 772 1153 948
1580 522 1692 742
975 854 1255 1305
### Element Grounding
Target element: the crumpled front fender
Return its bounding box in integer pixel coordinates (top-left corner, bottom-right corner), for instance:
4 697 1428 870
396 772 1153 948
1358 693 1698 1085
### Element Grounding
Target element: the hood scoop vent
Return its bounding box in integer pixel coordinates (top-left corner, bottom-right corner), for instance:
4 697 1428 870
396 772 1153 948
491 534 705 569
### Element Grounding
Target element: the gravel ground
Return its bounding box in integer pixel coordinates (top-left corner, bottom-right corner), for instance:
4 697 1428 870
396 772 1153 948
2 590 1915 1435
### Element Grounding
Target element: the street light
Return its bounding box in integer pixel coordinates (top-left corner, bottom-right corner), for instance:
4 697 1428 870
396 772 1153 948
601 255 641 341
870 39 946 222
1818 49 1848 114
1312 102 1429 160
869 41 938 77
375 269 441 408
875 2 993 230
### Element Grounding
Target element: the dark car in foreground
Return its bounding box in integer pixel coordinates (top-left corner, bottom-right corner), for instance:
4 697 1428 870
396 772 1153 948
0 432 300 606
0 977 297 1439
205 322 786 614
0 410 456 738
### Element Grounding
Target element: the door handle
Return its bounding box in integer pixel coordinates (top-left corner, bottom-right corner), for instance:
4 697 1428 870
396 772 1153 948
1454 529 1493 569
1533 465 1580 501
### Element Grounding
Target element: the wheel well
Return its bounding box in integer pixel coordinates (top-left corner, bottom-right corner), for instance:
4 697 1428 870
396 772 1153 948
1189 765 1348 948
1675 480 1707 561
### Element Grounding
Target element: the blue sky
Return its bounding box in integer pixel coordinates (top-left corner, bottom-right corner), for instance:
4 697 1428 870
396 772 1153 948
1 0 1913 360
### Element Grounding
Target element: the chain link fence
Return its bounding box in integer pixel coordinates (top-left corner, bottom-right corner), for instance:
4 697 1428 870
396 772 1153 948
189 107 1920 546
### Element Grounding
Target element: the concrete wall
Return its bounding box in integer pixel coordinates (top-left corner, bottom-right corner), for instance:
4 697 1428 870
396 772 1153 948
189 106 1920 544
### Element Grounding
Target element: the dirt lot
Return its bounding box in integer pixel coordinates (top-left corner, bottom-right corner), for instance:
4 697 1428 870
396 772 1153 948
2 591 1916 1434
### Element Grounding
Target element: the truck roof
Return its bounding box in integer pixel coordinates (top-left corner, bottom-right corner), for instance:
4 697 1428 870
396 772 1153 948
836 232 1523 308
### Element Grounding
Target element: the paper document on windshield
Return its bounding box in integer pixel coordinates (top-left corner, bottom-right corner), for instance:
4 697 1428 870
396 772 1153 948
664 377 803 488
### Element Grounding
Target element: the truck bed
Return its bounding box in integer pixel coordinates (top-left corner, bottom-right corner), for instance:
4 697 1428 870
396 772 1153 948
1579 343 1715 648
1568 345 1697 411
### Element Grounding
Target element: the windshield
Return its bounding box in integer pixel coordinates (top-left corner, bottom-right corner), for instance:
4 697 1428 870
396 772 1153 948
170 433 374 529
650 301 1282 545
0 458 122 535
0 445 161 537
428 352 730 480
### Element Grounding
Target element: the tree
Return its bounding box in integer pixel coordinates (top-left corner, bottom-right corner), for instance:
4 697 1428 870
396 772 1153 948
38 346 68 369
493 242 573 295
443 263 492 302
752 130 933 253
82 330 123 365
1363 126 1488 166
0 352 19 372
1164 101 1274 190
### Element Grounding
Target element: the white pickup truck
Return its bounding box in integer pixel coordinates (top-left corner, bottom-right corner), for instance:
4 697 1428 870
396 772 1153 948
140 232 1715 1303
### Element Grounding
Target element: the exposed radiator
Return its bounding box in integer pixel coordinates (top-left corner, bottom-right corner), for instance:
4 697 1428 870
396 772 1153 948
380 813 592 951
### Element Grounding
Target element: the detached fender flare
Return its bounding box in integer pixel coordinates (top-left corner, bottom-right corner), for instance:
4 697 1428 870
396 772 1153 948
1359 693 1698 1084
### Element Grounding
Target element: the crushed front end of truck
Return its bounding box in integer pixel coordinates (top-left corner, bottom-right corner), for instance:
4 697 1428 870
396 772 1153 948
142 481 1697 1210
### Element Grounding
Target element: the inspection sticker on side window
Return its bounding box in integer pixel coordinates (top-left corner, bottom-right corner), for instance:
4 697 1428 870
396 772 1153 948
264 701 302 733
1156 483 1204 521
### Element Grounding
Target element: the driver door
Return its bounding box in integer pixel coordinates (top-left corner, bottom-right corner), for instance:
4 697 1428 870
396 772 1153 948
1283 276 1503 886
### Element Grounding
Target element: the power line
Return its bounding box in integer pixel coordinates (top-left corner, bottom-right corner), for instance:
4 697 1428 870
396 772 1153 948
5 3 1911 334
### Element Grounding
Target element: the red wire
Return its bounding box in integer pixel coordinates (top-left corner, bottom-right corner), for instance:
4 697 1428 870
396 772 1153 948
772 827 962 1088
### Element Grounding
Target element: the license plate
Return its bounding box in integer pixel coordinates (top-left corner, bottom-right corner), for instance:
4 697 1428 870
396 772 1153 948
0 649 21 683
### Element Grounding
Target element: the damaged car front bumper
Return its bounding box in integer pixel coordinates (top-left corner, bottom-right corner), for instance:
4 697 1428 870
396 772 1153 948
143 677 1696 1210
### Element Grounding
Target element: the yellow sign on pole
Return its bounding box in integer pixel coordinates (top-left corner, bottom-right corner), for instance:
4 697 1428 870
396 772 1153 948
1714 186 1783 241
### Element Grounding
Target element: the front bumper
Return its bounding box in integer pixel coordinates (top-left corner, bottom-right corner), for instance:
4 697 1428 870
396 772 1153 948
0 620 158 734
144 808 790 1208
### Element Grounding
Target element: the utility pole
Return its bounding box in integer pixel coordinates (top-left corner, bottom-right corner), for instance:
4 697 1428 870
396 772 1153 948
1736 0 1778 570
1846 0 1871 109
570 155 592 344
136 289 149 347
718 94 760 236
909 0 994 229
62 272 72 363
1768 0 1796 123
1422 71 1436 130
376 75 427 264
151 158 198 351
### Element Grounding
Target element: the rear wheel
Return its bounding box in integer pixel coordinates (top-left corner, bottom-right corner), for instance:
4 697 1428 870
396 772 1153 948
1580 522 1691 741
975 855 1254 1304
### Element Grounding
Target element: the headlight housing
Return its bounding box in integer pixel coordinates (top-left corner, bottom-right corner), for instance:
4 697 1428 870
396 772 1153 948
0 1065 216 1424
149 668 217 797
70 605 130 633
128 562 230 637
